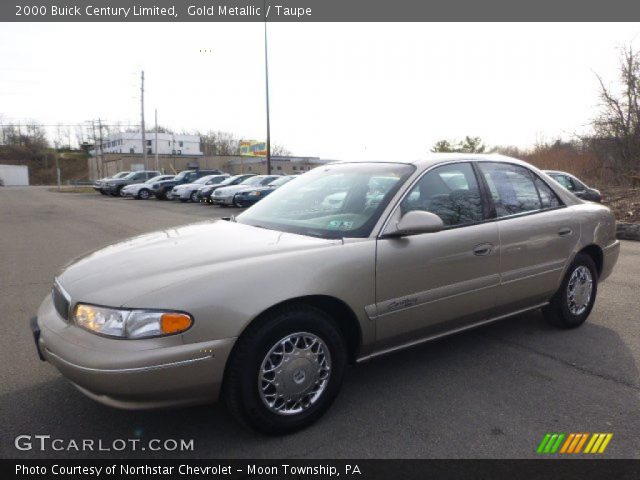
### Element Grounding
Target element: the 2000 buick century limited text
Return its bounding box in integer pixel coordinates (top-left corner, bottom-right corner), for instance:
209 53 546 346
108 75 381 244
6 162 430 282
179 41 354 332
31 154 620 434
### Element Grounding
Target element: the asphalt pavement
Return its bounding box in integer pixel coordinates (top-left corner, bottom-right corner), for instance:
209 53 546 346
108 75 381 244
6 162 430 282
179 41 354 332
1 187 639 459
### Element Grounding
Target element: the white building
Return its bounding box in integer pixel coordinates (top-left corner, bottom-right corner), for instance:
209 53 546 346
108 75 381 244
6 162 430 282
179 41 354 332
91 132 202 156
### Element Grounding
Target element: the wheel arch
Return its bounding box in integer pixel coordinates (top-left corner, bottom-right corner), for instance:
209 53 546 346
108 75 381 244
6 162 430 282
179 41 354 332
578 244 603 278
232 295 363 364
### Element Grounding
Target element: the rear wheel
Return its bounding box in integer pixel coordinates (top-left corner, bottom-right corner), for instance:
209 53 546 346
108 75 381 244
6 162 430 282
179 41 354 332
224 306 347 435
543 253 598 329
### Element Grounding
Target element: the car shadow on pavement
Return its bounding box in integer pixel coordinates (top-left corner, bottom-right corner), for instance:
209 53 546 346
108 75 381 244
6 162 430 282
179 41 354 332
3 310 639 459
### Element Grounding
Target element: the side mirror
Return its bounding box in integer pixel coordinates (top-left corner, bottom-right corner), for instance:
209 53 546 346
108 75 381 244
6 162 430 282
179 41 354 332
383 210 444 237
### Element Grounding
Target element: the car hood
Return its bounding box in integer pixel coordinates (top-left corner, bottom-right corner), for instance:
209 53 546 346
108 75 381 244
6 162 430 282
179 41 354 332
57 220 338 306
238 185 275 194
174 182 202 190
216 184 253 195
123 182 147 189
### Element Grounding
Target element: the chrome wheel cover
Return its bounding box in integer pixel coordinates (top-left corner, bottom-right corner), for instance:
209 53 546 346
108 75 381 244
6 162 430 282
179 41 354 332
567 265 593 316
259 332 331 416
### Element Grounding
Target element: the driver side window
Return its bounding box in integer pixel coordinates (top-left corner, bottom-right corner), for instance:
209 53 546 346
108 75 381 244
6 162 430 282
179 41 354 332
400 162 484 227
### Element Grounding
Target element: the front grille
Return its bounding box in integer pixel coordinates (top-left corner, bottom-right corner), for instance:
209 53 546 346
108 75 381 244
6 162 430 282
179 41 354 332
52 283 70 321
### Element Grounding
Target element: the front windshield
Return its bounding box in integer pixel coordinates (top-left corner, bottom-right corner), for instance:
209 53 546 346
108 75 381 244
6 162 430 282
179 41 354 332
269 176 293 187
113 172 129 179
237 163 415 239
219 175 243 186
146 175 171 184
123 172 138 179
173 171 191 181
193 175 214 185
241 176 265 186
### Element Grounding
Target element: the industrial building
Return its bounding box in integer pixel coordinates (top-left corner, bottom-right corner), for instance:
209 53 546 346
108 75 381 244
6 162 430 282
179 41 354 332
0 164 29 186
90 133 202 157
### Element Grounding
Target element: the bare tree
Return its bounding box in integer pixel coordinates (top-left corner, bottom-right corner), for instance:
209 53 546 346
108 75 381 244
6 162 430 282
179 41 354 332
431 136 486 153
271 144 292 156
593 46 640 176
199 130 240 156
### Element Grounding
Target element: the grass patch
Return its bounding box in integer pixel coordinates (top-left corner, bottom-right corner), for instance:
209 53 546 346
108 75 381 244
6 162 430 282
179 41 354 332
49 186 96 194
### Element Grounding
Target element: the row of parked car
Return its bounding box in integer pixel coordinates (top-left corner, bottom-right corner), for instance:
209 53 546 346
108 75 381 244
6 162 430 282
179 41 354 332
93 169 297 208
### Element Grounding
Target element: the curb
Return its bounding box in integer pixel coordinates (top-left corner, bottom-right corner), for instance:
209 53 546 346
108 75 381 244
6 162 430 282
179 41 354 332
616 222 640 241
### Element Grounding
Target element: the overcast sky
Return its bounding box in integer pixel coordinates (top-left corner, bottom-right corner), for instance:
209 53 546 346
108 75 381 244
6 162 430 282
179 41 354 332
1 22 640 159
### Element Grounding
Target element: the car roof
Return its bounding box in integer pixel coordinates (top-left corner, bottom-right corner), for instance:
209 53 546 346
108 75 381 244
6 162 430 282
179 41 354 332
332 153 534 169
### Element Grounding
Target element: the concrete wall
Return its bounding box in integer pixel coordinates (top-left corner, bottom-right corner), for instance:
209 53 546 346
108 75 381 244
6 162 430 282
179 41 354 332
89 154 240 179
89 154 330 179
0 164 29 185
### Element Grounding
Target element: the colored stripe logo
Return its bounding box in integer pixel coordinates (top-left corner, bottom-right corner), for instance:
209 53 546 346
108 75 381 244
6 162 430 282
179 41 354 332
537 433 612 454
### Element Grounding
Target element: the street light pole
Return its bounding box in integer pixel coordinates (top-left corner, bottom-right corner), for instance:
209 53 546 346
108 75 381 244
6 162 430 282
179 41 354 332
263 0 271 175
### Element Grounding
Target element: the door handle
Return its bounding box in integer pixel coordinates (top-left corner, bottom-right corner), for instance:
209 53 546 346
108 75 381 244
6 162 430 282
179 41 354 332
558 228 572 237
473 243 493 256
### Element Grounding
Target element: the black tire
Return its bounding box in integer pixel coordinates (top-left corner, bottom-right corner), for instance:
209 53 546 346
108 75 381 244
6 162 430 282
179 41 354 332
155 191 166 200
543 253 598 329
138 189 150 200
190 191 199 203
224 305 347 435
99 190 107 196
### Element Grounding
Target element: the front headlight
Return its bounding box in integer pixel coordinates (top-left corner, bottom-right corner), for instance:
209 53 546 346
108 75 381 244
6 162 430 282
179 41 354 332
73 304 193 339
249 191 261 196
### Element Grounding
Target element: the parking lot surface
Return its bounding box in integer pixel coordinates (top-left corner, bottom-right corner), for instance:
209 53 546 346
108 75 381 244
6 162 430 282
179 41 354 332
1 186 639 458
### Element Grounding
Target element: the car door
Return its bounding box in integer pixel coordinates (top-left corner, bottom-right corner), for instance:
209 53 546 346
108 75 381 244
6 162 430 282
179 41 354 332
374 161 500 348
477 162 580 314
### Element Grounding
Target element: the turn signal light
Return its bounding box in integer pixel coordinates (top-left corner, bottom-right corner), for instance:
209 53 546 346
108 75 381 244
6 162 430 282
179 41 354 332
161 313 193 334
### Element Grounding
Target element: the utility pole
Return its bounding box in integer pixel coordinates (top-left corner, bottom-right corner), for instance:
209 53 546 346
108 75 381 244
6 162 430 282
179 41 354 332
263 0 271 174
154 108 159 171
141 70 147 170
98 118 105 176
91 121 100 178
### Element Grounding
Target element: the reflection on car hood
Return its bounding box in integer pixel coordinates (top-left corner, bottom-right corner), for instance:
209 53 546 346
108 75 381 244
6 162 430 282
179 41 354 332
214 184 252 195
57 221 337 306
174 182 201 190
123 182 147 189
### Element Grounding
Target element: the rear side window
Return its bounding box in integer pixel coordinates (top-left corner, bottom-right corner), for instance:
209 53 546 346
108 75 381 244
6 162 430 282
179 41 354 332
534 176 562 209
550 173 574 191
478 162 541 217
400 162 484 227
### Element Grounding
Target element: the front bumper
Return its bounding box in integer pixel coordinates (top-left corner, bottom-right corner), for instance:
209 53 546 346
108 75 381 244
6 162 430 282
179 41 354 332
234 196 259 208
33 294 236 409
103 184 121 194
211 195 235 206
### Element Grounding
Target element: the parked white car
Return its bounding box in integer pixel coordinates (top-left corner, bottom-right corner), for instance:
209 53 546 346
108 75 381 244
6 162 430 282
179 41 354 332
121 175 175 199
168 174 230 202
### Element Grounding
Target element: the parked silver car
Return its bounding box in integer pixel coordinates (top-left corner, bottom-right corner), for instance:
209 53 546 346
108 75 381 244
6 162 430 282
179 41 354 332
31 154 619 434
168 174 231 202
211 175 281 206
544 170 602 203
121 175 175 199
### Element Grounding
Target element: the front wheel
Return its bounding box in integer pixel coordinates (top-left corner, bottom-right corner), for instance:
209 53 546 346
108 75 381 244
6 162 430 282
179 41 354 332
190 191 199 203
224 306 347 435
543 253 598 329
137 189 150 200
